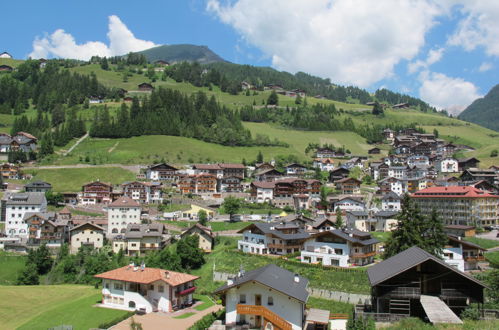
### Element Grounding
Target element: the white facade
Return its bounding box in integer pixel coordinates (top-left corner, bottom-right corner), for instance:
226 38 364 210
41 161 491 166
238 232 268 254
443 247 465 272
5 193 47 238
388 167 407 179
381 198 401 211
224 281 305 330
254 187 273 203
107 206 141 236
313 159 335 172
407 155 430 167
334 198 365 211
438 158 459 173
301 240 350 267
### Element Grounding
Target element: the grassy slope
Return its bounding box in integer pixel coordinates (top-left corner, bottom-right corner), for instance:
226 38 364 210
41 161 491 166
0 285 128 330
24 167 136 192
0 253 26 285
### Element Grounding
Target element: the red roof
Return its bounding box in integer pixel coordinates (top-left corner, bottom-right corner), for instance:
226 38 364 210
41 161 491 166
412 186 499 198
95 266 199 286
219 163 245 169
108 196 141 207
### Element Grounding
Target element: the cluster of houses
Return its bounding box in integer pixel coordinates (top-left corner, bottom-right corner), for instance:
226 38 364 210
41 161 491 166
0 132 38 155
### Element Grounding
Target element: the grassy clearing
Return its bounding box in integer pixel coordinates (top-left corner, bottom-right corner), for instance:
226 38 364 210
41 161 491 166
485 251 499 268
384 317 499 329
0 285 129 330
370 231 391 243
173 312 196 319
71 209 104 217
0 252 25 285
194 294 215 311
306 297 354 315
24 167 135 192
208 221 254 232
160 220 192 228
464 237 499 249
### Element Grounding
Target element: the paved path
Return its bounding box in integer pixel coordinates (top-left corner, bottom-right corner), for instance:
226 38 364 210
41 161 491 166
22 163 141 174
112 305 222 330
63 132 89 156
477 229 499 242
420 295 462 324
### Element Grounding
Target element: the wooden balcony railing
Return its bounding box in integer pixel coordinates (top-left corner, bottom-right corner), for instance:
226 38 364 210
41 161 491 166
464 255 485 261
237 304 292 330
267 244 302 250
351 251 376 258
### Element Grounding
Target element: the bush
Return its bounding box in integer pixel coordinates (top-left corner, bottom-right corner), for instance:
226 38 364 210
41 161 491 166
97 312 134 328
188 309 225 330
461 304 480 321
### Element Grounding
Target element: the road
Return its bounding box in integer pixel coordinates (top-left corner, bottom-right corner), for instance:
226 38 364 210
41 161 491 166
62 132 89 156
22 163 141 174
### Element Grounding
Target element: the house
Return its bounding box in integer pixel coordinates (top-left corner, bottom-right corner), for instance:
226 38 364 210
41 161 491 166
315 147 338 159
460 168 497 184
274 179 321 198
392 102 409 109
312 158 335 172
7 132 38 153
178 174 217 194
285 163 307 176
219 176 243 193
0 52 12 59
214 264 309 330
378 177 406 196
443 235 486 271
3 192 47 237
0 65 13 72
437 157 459 173
138 82 154 92
107 196 141 236
89 97 103 104
179 203 215 221
24 180 52 193
334 177 361 195
81 181 113 204
301 228 378 267
457 157 480 171
95 265 199 313
154 60 170 66
122 181 163 204
145 163 179 181
250 181 275 203
444 225 476 238
180 223 215 252
0 163 22 179
254 168 284 182
383 128 395 141
115 223 165 256
331 196 365 212
237 222 309 255
406 155 430 168
373 211 399 231
25 212 66 247
346 211 374 232
381 192 402 211
364 246 485 322
70 222 104 253
368 147 381 155
241 81 252 90
411 186 499 227
193 163 245 179
328 167 350 183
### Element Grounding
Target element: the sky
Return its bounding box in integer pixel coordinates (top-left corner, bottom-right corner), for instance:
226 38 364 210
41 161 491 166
2 0 499 115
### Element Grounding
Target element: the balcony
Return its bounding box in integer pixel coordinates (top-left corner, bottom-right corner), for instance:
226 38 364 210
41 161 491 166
464 255 485 262
351 251 376 258
382 287 421 299
236 304 292 330
177 286 196 296
267 243 302 250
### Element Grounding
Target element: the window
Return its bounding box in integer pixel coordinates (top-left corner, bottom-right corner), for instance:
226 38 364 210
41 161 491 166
105 282 109 289
114 283 124 290
149 284 154 291
131 243 137 247
239 294 246 303
158 285 164 293
267 296 273 306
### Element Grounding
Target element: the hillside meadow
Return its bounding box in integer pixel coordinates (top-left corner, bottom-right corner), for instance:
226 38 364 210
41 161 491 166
0 285 130 330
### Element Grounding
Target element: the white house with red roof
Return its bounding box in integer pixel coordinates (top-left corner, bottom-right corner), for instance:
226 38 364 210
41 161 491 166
95 265 199 313
107 196 141 236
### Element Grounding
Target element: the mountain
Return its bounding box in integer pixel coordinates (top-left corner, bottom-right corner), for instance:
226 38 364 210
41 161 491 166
459 84 499 131
137 44 226 64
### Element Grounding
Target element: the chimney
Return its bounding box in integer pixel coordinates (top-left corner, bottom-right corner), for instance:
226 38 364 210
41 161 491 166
294 274 300 283
227 277 234 286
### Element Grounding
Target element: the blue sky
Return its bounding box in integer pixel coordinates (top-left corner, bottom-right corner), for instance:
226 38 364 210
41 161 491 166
2 0 499 114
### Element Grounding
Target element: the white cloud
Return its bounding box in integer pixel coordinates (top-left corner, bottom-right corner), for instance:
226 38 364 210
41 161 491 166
478 62 493 72
207 0 442 87
419 71 481 114
29 15 156 60
408 47 444 74
448 2 499 56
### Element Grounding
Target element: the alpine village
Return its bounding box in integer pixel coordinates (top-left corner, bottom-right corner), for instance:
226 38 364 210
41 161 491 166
1 38 499 330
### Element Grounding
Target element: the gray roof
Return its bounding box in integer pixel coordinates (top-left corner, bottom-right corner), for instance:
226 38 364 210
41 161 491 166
25 181 52 189
0 135 12 144
4 192 46 206
70 221 104 232
347 211 369 217
381 191 401 200
22 211 56 221
125 223 164 239
239 222 310 240
214 264 309 303
374 210 399 218
311 228 378 246
367 246 486 287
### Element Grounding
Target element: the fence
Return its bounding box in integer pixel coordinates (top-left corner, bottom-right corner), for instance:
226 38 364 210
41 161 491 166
213 271 371 304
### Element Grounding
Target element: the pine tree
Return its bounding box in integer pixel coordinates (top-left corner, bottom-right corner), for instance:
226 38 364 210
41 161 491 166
422 209 447 257
267 90 279 105
256 150 263 163
335 208 344 228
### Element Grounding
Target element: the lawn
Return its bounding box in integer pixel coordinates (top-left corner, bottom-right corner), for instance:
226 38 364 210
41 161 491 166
0 285 130 330
306 297 354 316
208 221 255 232
0 252 26 285
194 294 215 311
385 317 499 329
485 251 499 268
173 312 196 319
71 208 105 217
23 167 136 192
464 237 499 250
370 231 391 243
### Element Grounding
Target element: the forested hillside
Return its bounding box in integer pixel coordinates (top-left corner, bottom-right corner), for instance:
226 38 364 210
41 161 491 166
459 84 499 131
137 44 225 64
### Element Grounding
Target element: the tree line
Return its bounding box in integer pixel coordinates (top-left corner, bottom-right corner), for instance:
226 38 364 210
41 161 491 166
89 88 287 147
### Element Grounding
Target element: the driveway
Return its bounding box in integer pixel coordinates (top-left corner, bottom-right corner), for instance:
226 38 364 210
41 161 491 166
477 229 499 241
111 305 222 330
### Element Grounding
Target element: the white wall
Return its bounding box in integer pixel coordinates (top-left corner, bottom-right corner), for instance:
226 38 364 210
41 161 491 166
301 239 350 267
107 206 141 236
225 282 304 330
5 202 47 238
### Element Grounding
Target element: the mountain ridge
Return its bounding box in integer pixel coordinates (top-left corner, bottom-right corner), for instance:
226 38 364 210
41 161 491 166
459 84 499 131
136 44 226 64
